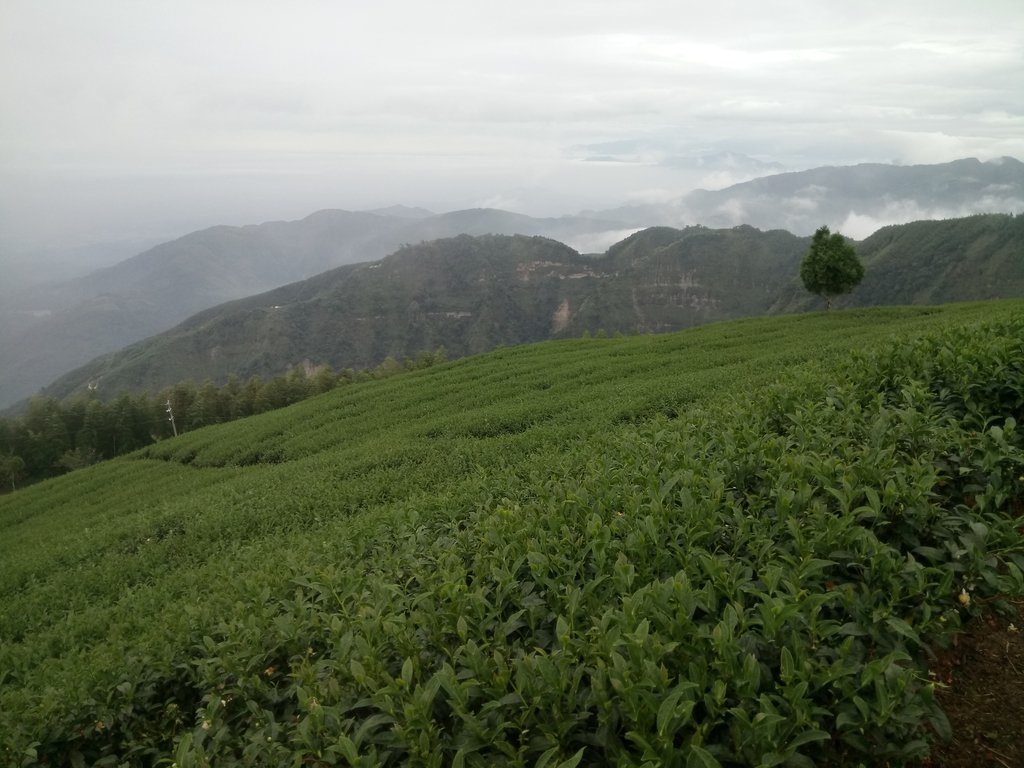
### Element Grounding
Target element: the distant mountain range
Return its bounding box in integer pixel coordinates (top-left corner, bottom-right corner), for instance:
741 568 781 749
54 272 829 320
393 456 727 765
40 213 1024 402
2 156 1022 409
591 156 1024 237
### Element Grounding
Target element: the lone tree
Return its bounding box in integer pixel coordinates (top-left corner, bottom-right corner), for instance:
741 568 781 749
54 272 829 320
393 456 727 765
800 225 864 309
0 454 25 492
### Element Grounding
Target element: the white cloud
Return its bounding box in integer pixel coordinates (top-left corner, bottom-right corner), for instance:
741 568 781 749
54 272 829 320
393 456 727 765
562 228 644 254
839 193 1024 239
840 205 933 239
782 195 821 213
1 0 1023 254
714 198 748 225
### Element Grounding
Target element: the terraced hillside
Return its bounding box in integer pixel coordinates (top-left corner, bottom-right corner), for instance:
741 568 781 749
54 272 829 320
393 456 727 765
2 302 1023 766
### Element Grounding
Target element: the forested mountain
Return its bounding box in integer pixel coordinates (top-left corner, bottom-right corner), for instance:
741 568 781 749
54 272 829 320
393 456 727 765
5 157 1022 409
41 228 809 399
40 213 1023 402
770 213 1024 311
594 157 1024 235
0 208 629 408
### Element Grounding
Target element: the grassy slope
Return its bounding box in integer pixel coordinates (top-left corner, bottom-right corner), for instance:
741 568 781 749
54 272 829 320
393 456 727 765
2 302 1023 766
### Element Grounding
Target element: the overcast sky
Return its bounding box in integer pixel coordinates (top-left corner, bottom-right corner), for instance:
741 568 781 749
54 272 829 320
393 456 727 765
2 0 1023 261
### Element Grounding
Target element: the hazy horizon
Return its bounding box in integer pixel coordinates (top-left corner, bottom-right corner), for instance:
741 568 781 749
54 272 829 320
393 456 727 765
3 0 1023 271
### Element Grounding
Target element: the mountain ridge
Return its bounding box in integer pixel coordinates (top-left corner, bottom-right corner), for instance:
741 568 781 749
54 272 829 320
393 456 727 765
38 213 1023 403
0 208 629 408
590 156 1024 235
3 156 1022 408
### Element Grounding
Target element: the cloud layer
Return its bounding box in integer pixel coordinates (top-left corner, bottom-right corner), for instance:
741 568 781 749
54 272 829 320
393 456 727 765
2 0 1023 255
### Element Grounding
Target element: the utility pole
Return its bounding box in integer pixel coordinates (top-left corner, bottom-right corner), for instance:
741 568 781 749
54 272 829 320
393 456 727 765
165 399 178 437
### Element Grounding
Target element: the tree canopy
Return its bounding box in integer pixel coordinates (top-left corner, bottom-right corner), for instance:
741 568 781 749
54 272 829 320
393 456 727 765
800 226 864 308
0 348 450 492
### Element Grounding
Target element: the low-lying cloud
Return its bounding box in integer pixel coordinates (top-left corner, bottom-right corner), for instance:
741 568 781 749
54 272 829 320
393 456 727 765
840 195 1024 239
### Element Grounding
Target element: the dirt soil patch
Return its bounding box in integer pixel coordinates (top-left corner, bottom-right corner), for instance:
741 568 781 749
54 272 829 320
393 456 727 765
922 598 1024 767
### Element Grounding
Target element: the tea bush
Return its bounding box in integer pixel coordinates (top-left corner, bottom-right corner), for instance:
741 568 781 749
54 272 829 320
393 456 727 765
1 302 1021 766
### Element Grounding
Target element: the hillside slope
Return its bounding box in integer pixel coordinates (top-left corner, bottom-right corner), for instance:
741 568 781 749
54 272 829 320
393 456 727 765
42 228 810 399
0 208 628 408
6 156 1021 409
2 302 1022 765
770 213 1024 312
6 156 1022 410
44 214 1024 402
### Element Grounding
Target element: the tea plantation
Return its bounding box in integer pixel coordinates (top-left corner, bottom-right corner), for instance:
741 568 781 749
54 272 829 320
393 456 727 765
1 302 1023 767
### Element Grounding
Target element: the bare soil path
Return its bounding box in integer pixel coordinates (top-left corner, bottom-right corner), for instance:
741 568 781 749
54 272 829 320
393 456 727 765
922 599 1024 767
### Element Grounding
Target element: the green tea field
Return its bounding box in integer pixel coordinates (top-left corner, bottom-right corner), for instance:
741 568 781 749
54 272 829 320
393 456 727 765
2 302 1023 767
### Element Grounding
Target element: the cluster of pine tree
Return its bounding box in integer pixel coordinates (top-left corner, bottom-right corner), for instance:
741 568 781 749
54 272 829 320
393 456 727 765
0 348 447 491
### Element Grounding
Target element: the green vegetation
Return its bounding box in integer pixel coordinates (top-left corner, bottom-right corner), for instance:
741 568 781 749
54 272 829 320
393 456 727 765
0 349 447 488
799 226 864 309
0 206 626 410
2 302 1023 766
45 215 1024 403
853 213 1024 305
775 213 1024 313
